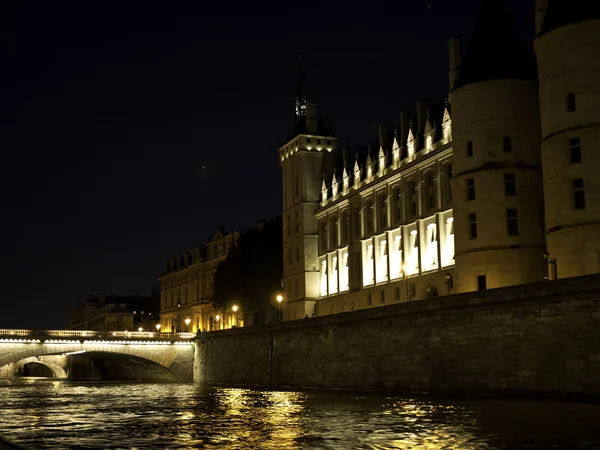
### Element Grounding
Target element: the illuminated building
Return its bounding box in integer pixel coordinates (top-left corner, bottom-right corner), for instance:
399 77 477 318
279 0 600 320
158 228 236 332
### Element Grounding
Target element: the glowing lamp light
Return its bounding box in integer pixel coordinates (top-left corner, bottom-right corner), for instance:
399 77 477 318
215 315 220 322
185 318 191 326
138 327 143 332
232 305 239 312
155 324 161 331
276 295 283 303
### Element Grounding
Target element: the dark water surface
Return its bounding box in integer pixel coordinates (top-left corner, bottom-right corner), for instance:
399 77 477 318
1 381 600 449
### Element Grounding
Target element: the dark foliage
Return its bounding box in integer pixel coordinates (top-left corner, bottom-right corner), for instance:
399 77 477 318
212 216 282 323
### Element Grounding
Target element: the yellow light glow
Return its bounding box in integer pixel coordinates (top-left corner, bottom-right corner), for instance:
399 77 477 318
185 318 191 326
232 305 238 312
155 324 161 331
215 315 220 321
138 327 143 332
276 295 283 303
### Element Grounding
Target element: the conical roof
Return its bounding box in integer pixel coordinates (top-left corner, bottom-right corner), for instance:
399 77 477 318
539 0 600 36
453 0 537 91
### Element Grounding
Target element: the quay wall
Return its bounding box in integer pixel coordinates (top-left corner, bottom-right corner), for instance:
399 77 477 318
194 275 600 397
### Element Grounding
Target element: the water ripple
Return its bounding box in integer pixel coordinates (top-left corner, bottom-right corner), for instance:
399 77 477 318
0 383 599 449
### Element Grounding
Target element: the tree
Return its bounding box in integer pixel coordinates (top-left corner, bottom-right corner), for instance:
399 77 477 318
212 216 282 324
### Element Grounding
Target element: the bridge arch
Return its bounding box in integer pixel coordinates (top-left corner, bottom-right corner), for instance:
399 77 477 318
0 341 194 382
12 356 68 378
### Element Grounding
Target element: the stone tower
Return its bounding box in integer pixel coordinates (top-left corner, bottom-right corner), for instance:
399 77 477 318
450 0 546 293
535 0 600 278
279 71 337 320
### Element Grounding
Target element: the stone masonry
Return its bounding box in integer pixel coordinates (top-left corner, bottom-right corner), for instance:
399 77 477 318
194 274 600 397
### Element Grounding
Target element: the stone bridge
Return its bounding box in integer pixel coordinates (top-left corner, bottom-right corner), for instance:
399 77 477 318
0 329 196 382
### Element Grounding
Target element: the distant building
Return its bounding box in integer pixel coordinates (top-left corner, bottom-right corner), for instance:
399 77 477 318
67 289 160 331
158 228 236 333
278 0 600 320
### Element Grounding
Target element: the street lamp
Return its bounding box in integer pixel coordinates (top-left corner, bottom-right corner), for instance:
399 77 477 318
232 305 239 327
138 327 143 332
215 314 220 330
155 323 161 332
445 273 453 295
276 295 283 322
185 317 191 331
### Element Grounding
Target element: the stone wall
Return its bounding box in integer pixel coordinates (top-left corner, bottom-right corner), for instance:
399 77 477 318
194 274 600 397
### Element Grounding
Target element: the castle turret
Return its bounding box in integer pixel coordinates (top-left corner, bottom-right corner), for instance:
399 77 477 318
535 1 600 278
450 0 546 293
279 70 337 320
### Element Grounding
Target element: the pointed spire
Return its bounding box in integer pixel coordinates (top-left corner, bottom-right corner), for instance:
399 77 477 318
539 0 600 36
453 0 536 91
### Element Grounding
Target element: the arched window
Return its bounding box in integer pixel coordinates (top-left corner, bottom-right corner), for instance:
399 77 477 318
365 198 374 235
423 171 436 212
392 185 402 224
331 213 339 249
442 163 452 207
352 204 361 239
407 179 417 219
341 210 349 244
319 220 328 253
377 192 387 230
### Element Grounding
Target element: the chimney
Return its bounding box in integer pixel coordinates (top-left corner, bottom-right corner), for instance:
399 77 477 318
416 100 429 133
378 124 388 151
448 37 461 91
534 0 548 35
306 102 317 133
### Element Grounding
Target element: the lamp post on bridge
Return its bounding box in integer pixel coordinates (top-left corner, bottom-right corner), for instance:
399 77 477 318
276 295 283 322
232 305 239 327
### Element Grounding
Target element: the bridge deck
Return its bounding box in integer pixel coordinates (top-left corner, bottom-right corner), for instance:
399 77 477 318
0 329 195 342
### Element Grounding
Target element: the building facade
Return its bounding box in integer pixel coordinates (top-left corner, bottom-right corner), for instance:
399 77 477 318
67 291 159 332
158 228 237 333
279 0 600 320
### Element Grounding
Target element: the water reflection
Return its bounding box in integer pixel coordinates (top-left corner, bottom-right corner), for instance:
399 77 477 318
0 382 599 449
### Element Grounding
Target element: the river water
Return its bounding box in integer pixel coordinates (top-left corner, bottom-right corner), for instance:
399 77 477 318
1 381 600 449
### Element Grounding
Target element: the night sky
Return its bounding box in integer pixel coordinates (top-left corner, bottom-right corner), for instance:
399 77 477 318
0 0 535 329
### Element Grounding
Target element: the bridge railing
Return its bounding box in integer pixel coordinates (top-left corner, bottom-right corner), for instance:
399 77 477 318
0 329 195 340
